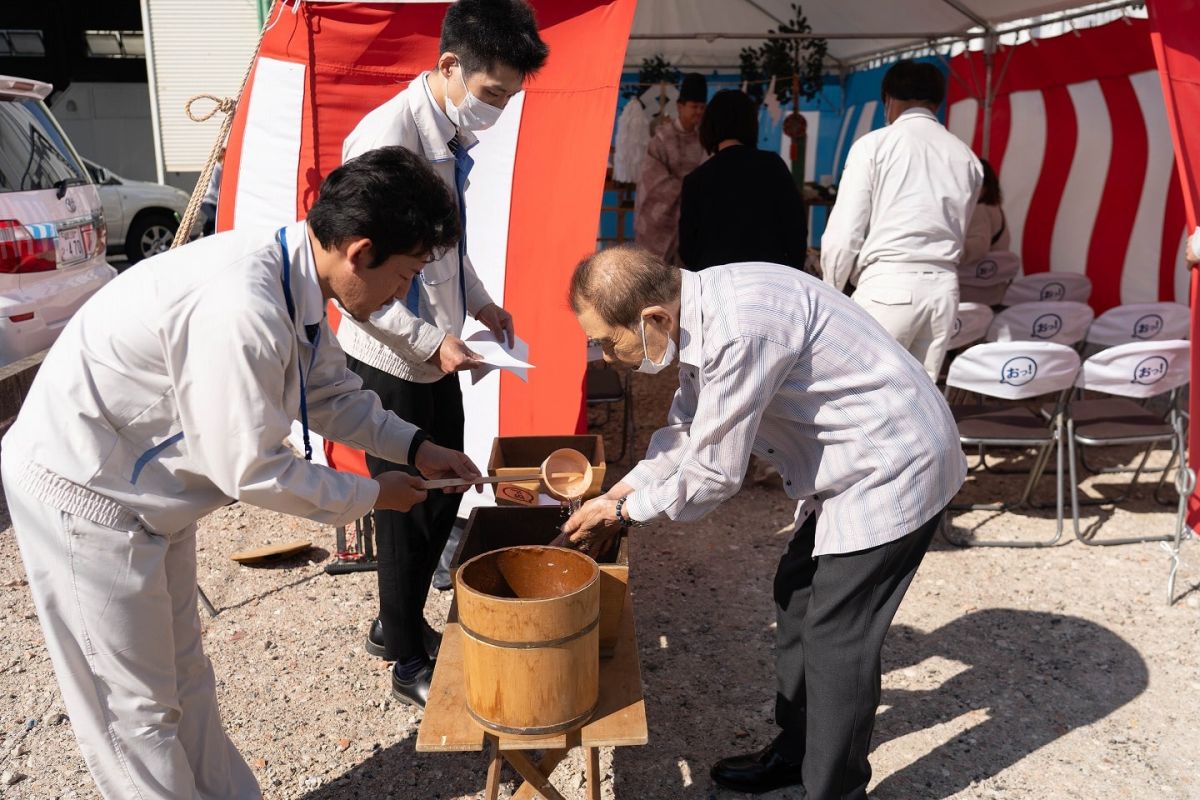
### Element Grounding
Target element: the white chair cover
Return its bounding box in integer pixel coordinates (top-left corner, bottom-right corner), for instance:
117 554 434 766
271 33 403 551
958 250 1020 306
1075 339 1190 400
1002 272 1093 305
987 301 1095 346
947 302 994 351
1086 302 1191 347
947 341 1082 401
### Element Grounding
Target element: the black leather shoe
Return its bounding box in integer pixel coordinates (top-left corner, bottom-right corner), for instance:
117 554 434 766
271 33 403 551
391 660 434 708
365 619 387 659
710 743 804 795
366 619 443 660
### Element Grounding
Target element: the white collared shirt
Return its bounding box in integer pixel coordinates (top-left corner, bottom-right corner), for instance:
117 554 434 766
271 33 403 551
822 107 983 290
623 265 966 556
336 72 495 383
2 221 419 534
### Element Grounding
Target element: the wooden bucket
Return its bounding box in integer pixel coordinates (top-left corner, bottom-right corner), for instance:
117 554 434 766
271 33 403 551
456 545 600 736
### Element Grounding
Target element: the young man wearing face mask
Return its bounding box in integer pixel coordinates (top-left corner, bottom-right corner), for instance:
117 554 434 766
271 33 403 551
560 245 966 799
821 60 982 382
337 0 548 708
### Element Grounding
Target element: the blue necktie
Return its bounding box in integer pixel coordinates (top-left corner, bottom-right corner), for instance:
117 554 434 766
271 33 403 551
406 137 473 315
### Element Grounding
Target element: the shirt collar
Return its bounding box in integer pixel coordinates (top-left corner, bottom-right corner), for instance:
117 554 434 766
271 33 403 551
895 107 939 124
414 71 478 161
678 269 703 368
283 220 325 329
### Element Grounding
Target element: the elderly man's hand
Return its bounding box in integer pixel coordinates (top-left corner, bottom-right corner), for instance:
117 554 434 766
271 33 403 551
1187 229 1199 265
551 495 622 555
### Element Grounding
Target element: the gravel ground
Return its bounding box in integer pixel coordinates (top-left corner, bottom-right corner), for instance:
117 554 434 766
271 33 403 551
1 366 1198 799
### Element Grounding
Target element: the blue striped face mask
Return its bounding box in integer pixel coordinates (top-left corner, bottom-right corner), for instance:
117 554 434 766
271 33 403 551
636 314 677 374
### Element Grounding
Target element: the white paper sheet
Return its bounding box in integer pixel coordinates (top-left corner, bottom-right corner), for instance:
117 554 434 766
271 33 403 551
462 318 534 384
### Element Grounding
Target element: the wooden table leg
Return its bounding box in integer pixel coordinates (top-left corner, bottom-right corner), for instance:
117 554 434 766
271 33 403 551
511 749 570 800
503 749 567 800
585 747 601 800
484 736 502 800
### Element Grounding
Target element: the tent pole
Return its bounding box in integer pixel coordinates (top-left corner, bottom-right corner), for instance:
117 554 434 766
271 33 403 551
981 33 997 159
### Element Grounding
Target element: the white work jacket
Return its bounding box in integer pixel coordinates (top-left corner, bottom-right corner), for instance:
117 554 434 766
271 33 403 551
822 108 982 290
1 221 419 535
336 72 495 383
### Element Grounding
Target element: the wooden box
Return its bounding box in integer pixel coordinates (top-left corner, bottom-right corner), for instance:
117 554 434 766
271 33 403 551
453 507 628 658
487 435 606 505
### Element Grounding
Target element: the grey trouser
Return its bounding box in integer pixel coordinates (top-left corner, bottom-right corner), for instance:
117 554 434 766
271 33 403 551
3 461 259 800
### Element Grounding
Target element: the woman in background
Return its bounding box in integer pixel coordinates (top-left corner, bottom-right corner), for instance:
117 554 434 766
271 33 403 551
961 158 1009 265
678 89 808 271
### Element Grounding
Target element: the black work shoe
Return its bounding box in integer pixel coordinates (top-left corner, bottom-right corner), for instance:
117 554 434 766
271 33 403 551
365 619 387 659
366 619 443 660
391 660 434 708
710 743 804 795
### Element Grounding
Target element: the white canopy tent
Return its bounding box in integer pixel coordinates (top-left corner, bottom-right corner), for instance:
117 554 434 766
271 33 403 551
625 0 1143 70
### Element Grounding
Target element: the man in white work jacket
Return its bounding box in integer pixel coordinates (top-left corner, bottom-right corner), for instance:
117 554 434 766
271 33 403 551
336 0 548 707
821 60 982 381
1 146 483 800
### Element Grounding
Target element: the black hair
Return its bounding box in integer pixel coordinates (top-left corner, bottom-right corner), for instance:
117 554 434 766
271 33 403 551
441 0 549 78
881 60 945 107
307 146 459 268
978 158 1002 206
699 90 759 154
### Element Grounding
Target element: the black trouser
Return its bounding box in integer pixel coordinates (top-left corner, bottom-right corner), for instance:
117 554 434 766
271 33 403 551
772 508 941 800
346 356 464 663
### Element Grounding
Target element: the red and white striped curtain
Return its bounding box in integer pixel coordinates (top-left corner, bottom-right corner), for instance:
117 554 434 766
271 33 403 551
945 18 1190 313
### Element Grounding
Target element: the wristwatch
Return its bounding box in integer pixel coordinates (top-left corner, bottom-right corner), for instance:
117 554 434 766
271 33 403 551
614 496 645 529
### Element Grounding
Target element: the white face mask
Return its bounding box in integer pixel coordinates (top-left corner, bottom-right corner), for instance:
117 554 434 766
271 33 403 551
445 66 504 132
636 315 677 374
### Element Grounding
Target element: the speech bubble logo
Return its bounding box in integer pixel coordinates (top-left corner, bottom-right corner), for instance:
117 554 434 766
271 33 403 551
976 260 998 280
1039 282 1067 301
1031 313 1063 340
1132 314 1163 340
1000 356 1038 387
1131 356 1169 386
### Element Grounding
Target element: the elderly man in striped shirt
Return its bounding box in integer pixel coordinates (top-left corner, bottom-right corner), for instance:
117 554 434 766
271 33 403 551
560 245 966 799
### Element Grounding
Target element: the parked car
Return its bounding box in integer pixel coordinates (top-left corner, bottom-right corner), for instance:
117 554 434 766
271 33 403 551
83 159 193 264
0 75 115 368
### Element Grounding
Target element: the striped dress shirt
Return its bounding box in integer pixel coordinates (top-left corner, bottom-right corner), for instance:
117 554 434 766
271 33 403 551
622 264 967 556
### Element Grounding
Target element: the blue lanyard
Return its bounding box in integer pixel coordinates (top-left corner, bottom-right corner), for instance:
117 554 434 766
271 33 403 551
277 226 320 461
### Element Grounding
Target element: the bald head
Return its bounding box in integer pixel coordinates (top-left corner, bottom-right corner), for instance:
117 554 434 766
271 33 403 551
568 245 681 328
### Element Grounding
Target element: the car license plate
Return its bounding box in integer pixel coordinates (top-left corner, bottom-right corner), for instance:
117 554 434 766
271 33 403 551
58 225 87 265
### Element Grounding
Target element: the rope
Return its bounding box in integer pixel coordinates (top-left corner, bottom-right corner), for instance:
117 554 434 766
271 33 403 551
171 0 282 249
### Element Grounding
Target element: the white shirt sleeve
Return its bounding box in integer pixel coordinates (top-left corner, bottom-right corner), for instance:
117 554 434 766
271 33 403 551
621 380 698 489
820 140 874 290
304 320 420 463
170 290 379 527
1191 227 1200 261
623 335 795 522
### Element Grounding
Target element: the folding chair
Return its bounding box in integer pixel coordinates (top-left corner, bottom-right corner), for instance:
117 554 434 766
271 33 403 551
1085 301 1190 349
1062 341 1191 560
958 250 1020 306
947 302 994 351
987 300 1094 347
1002 272 1092 305
944 341 1081 547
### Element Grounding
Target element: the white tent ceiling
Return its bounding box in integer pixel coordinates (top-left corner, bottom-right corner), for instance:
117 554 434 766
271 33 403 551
625 0 1136 69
